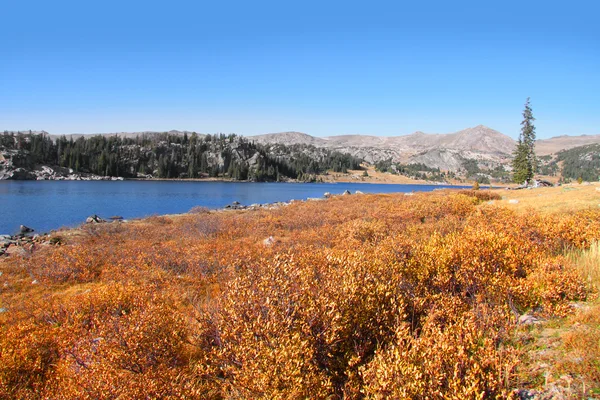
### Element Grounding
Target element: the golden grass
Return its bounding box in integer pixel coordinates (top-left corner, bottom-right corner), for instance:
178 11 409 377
567 240 600 292
516 240 600 397
497 182 600 214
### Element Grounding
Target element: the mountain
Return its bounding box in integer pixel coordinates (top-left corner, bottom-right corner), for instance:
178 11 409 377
251 125 516 170
536 134 600 156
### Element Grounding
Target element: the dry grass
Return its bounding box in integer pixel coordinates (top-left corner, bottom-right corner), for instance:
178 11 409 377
497 182 600 214
516 240 600 398
567 240 600 291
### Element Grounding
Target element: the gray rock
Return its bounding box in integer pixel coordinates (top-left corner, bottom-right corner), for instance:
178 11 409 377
518 314 541 325
19 225 34 234
342 190 351 195
85 215 106 224
355 190 364 194
323 192 331 198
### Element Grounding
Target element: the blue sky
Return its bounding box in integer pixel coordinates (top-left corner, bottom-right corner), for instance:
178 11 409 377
2 0 598 139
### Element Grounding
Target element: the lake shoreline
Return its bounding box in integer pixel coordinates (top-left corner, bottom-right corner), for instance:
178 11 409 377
1 181 471 235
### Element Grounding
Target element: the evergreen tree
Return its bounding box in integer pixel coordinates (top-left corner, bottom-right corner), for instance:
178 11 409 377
512 98 537 184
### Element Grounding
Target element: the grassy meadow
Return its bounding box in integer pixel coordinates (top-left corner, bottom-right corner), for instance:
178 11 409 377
1 186 600 399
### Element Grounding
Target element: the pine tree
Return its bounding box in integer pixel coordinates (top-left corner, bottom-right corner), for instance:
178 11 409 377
512 98 537 184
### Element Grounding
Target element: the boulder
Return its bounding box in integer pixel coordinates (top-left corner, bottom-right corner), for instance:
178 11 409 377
355 190 364 194
508 199 519 204
518 314 541 325
323 192 331 198
19 225 34 234
85 215 106 224
263 236 275 246
342 190 351 195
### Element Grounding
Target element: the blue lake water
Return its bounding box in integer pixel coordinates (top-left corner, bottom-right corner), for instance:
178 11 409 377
0 180 466 234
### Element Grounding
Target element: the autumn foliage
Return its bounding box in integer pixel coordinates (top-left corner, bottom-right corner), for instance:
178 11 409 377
1 190 599 399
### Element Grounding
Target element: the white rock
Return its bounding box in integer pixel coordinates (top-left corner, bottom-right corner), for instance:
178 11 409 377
508 199 519 204
518 314 541 325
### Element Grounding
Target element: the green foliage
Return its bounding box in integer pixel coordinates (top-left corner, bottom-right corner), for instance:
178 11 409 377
556 143 600 182
512 98 537 183
0 132 362 182
375 159 447 181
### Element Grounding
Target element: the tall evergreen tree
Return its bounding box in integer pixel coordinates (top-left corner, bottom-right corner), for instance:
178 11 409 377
512 98 537 183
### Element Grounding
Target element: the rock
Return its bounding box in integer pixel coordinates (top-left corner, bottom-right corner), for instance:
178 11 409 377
31 279 38 285
0 307 7 313
514 389 539 399
20 225 34 234
263 236 275 246
342 190 351 195
85 215 106 224
404 192 414 196
518 314 541 325
355 190 364 194
324 192 331 198
508 199 519 204
5 245 25 256
232 201 241 205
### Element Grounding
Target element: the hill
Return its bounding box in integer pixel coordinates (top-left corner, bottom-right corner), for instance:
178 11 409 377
252 125 516 170
536 134 600 156
0 131 361 182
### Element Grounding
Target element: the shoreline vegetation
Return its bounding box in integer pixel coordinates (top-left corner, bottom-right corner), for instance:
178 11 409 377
1 185 600 397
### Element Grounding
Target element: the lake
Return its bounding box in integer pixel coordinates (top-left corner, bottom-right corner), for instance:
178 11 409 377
0 180 466 234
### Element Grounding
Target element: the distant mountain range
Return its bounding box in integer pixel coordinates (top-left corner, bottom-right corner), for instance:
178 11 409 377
250 126 600 171
6 126 600 173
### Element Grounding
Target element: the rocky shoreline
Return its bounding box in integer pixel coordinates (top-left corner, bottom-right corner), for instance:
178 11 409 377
0 164 124 181
0 190 363 258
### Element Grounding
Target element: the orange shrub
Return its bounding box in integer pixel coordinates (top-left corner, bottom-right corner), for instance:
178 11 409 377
1 190 599 398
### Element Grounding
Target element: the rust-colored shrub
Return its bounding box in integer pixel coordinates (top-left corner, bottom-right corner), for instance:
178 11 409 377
0 190 598 398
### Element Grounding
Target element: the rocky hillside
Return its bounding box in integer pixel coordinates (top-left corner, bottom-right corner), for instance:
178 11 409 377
251 125 516 170
536 134 600 156
4 127 599 182
0 132 361 182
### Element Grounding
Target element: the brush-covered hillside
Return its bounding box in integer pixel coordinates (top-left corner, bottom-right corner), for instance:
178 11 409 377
539 143 600 182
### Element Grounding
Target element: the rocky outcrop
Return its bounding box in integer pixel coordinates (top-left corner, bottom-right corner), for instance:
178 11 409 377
251 125 516 169
86 215 106 224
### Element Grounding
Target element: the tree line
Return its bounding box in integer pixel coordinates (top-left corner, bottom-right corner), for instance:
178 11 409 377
1 131 362 181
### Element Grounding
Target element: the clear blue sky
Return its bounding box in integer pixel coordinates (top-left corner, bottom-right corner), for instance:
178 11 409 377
2 0 598 139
